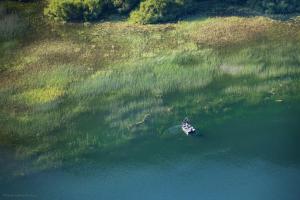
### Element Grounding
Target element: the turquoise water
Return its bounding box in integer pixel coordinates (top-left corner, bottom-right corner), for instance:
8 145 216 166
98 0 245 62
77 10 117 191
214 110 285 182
1 103 300 200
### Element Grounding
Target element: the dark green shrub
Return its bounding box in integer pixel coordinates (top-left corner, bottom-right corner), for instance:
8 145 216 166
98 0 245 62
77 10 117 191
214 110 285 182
129 0 194 24
247 0 300 14
44 0 105 22
0 7 27 41
111 0 140 13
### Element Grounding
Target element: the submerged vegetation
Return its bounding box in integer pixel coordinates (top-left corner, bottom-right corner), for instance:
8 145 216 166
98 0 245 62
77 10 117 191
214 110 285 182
0 1 300 176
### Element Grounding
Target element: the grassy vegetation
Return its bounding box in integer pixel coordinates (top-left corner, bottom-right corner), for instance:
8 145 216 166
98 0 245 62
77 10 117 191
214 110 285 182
1 1 300 175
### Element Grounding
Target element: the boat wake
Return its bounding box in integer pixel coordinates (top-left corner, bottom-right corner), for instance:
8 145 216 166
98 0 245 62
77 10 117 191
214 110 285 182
165 125 182 135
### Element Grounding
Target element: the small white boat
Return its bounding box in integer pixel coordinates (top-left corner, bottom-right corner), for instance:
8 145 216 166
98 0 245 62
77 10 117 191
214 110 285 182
181 118 196 135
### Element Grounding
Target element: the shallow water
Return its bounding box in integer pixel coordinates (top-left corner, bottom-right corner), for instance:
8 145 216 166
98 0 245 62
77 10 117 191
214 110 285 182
1 103 300 200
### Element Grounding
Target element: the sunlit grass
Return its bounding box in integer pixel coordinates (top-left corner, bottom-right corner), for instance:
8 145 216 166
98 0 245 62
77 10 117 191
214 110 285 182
181 16 300 48
16 87 64 105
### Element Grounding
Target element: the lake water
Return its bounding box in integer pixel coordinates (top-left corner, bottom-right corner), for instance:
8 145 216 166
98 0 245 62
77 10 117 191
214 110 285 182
1 103 300 200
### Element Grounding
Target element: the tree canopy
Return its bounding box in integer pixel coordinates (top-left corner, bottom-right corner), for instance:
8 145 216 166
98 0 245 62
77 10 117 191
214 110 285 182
39 0 300 23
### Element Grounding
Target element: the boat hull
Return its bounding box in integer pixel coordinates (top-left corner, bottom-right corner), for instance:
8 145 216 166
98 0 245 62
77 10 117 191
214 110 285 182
182 127 196 136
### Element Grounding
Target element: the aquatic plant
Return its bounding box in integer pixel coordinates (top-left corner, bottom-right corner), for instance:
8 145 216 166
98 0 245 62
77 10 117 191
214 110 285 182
1 14 300 174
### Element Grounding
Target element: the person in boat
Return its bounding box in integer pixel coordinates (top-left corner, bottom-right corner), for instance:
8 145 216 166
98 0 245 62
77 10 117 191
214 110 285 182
183 117 189 124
